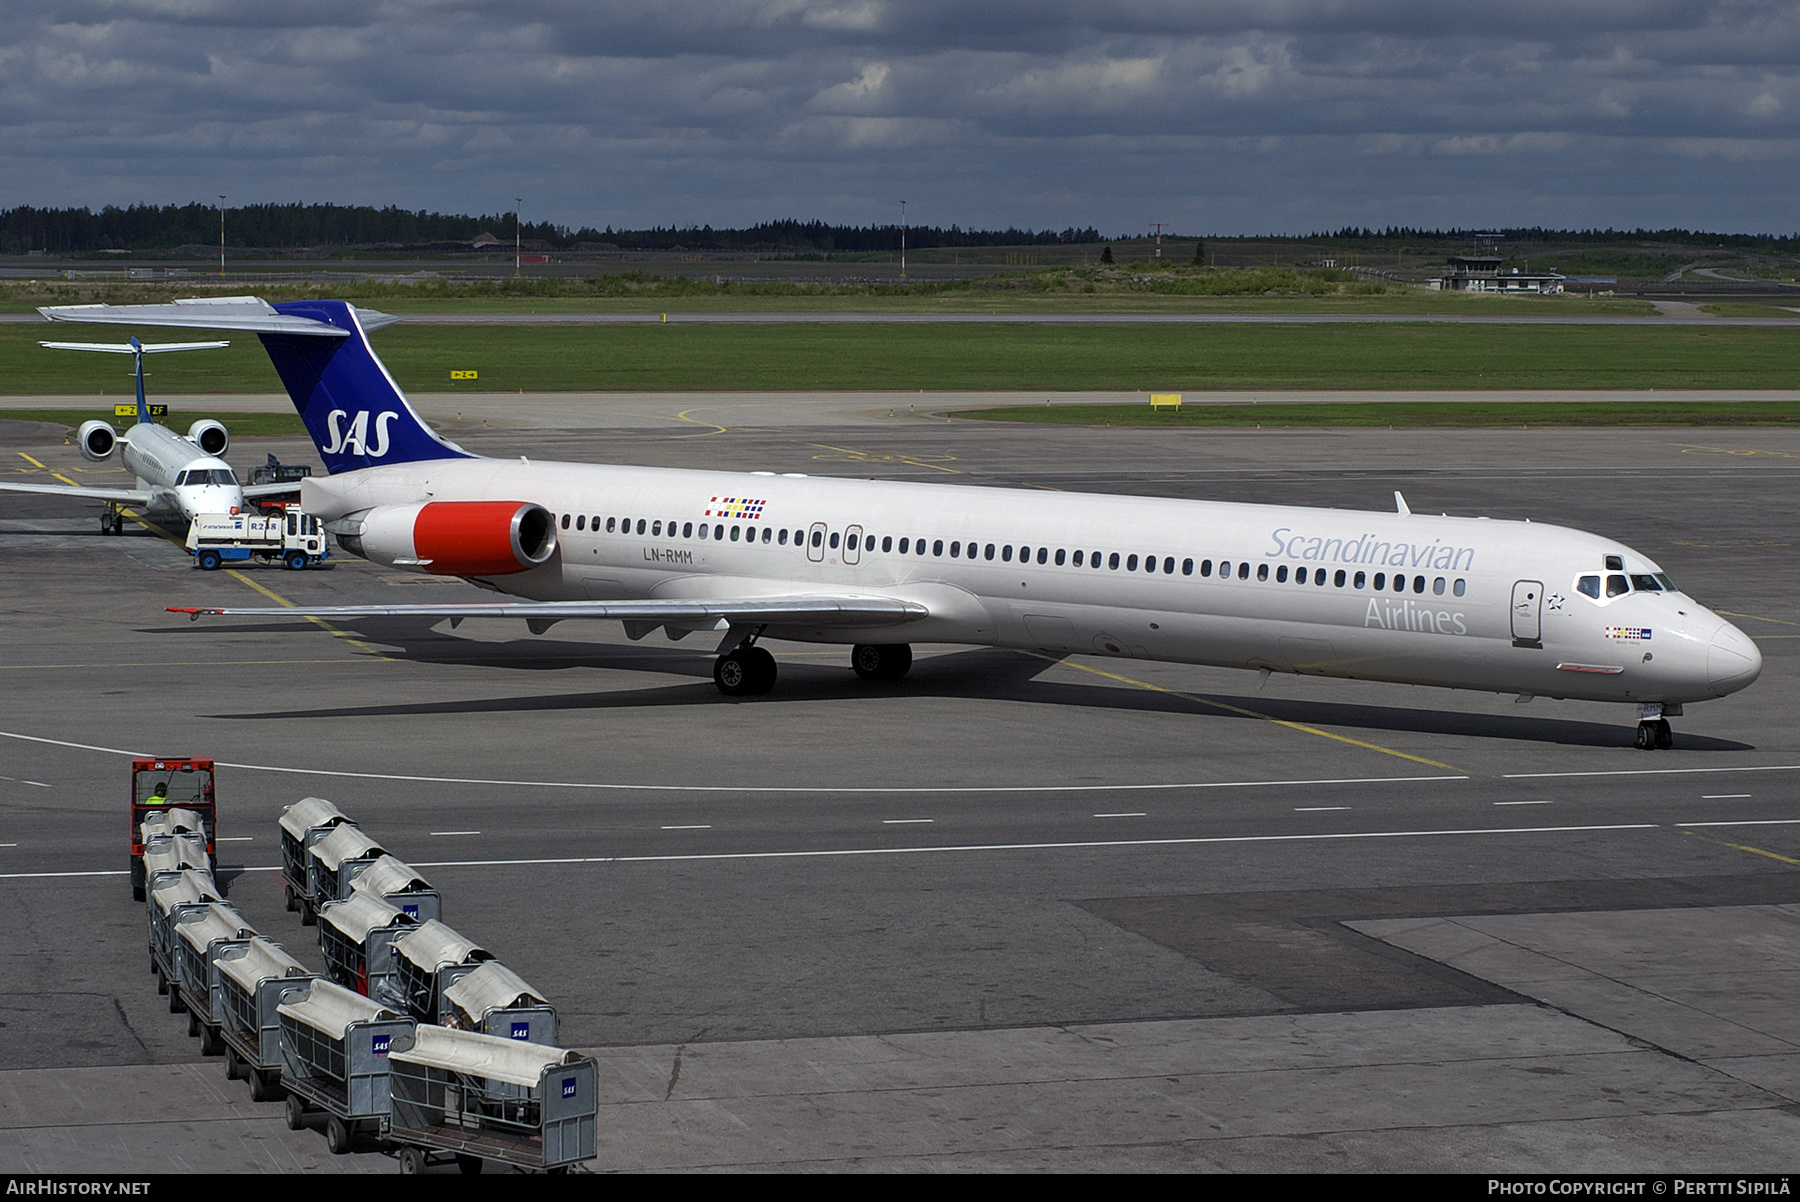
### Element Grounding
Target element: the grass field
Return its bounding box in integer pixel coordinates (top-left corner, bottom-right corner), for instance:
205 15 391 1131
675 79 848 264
2 320 1797 395
0 409 305 436
956 400 1800 427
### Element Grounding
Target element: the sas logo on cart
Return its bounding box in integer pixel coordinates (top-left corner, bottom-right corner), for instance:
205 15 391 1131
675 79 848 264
1605 626 1652 641
321 409 399 457
511 1021 530 1040
561 1076 578 1099
372 1034 392 1057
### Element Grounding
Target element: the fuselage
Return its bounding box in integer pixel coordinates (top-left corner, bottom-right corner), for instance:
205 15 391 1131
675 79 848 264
119 422 245 519
302 458 1762 707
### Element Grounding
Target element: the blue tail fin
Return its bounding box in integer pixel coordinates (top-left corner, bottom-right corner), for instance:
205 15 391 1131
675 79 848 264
260 301 474 474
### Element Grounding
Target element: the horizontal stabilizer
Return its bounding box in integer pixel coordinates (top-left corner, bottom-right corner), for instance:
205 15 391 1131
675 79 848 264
38 297 396 337
169 595 931 629
40 340 229 354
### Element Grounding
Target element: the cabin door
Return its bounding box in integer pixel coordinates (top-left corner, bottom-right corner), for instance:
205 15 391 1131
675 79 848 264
1511 580 1543 646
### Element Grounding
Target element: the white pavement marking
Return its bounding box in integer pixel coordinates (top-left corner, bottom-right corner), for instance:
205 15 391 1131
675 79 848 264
1504 765 1800 779
1675 819 1800 827
1 822 1663 881
0 727 1468 795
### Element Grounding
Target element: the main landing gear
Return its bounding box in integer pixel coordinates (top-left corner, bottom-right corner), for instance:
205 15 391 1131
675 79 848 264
1634 703 1677 751
710 641 916 697
851 643 912 682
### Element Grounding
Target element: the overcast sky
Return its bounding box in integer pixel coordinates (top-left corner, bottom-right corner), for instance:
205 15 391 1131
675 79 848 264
4 1 1798 236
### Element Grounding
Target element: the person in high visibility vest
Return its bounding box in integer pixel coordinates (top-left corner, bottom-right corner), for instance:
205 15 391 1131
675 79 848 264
145 781 170 806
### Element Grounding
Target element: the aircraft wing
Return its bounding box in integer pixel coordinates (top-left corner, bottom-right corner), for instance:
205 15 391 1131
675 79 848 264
0 480 151 505
167 594 929 644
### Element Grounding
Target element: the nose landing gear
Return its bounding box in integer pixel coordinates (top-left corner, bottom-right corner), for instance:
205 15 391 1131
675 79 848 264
1634 703 1677 751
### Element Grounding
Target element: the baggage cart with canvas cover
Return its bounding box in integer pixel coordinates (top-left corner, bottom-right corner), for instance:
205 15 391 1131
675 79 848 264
171 901 255 1056
318 890 417 1008
349 855 441 924
277 978 414 1155
147 868 221 1006
441 961 558 1046
391 921 495 1024
306 823 387 914
277 797 354 924
213 936 314 1101
129 757 216 901
385 1026 597 1175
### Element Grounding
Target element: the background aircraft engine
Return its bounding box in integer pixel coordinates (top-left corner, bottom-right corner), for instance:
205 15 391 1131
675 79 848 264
186 419 229 457
77 420 117 461
342 500 557 575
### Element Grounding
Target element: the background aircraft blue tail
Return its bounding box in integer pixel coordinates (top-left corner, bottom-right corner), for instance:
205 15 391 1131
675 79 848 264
261 301 474 474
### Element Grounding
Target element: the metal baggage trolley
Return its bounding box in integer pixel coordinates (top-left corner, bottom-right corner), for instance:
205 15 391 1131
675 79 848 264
213 936 314 1101
441 961 558 1046
385 1026 598 1175
349 855 441 924
277 797 353 923
317 890 417 1007
147 867 221 1007
306 824 387 915
170 901 255 1056
277 978 415 1155
391 921 496 1023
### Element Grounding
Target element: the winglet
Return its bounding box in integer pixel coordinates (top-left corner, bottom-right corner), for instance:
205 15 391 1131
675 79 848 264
1394 490 1411 516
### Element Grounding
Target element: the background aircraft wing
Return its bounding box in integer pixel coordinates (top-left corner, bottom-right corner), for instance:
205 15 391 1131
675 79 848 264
0 481 151 505
168 594 929 642
241 482 303 501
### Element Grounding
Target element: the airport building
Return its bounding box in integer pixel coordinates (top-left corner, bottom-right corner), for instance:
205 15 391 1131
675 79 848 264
1431 255 1565 294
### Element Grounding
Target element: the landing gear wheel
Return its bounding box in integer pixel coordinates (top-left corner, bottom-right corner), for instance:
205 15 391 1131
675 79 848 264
1655 719 1674 750
326 1115 351 1155
714 647 776 696
1635 722 1657 751
197 549 222 571
284 1093 306 1131
852 643 913 681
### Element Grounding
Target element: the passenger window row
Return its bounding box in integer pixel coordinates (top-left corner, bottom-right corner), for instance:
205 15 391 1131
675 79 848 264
558 512 1470 597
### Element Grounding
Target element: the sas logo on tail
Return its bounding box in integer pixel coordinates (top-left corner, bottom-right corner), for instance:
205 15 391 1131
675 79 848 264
322 409 399 457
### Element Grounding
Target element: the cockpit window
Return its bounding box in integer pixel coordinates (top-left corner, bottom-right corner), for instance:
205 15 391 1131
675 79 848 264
180 469 237 487
1654 573 1678 592
1630 574 1662 592
1605 574 1630 598
1577 575 1601 599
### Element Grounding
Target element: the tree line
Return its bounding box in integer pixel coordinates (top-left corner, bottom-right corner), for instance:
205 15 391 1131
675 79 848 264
0 202 1102 254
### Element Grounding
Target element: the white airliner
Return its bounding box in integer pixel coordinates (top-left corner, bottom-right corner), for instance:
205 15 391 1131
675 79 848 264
42 297 1762 750
0 332 294 531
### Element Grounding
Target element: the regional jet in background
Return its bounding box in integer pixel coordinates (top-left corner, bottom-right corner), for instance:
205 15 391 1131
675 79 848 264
0 331 296 532
41 297 1762 750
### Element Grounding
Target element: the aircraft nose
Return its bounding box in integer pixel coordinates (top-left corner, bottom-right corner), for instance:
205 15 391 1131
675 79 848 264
1708 620 1762 692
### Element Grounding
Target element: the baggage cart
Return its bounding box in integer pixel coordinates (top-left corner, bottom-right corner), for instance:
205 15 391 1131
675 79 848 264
171 901 255 1056
213 936 314 1101
277 797 353 923
306 824 387 914
391 921 494 1024
350 855 441 924
277 978 414 1155
385 1026 597 1175
147 868 221 1007
318 890 417 1008
129 757 216 901
442 961 557 1046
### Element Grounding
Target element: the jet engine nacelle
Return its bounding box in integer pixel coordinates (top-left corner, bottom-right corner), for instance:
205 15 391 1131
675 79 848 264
338 500 558 576
77 420 117 462
187 419 229 457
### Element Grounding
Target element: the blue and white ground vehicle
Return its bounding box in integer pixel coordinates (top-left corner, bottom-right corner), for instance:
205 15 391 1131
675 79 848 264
186 508 329 571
